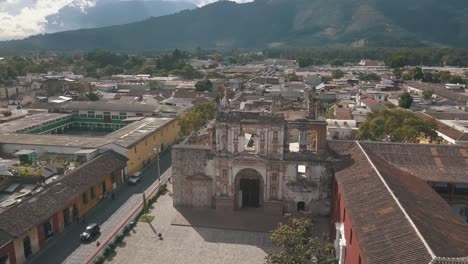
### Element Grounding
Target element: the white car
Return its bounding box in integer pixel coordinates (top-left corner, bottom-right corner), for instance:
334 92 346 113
128 171 142 185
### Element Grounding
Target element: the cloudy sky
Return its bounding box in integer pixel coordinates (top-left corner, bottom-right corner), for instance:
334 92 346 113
0 0 252 41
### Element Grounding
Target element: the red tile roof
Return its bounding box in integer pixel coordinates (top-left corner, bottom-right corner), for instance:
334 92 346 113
334 108 352 120
329 141 468 264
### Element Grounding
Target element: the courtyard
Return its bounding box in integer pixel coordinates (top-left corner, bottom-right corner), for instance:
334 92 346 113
108 183 276 264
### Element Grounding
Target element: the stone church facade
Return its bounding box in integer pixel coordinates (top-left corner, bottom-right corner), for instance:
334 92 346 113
172 110 332 216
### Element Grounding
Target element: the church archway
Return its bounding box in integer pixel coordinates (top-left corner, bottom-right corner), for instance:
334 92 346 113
234 169 264 209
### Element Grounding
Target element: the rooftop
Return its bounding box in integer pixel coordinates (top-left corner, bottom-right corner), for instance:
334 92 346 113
0 151 126 240
329 141 468 264
49 101 159 113
107 117 175 148
0 113 70 134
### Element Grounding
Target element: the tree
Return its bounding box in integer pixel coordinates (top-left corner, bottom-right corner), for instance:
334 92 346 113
409 67 424 80
265 217 337 264
86 92 100 101
2 111 12 117
178 102 216 137
398 92 413 109
149 81 160 90
358 72 381 81
422 90 433 100
393 68 403 79
331 70 345 79
195 79 213 92
385 55 409 69
357 109 440 143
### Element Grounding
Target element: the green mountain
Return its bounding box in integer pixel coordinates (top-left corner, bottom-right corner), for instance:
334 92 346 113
2 0 468 51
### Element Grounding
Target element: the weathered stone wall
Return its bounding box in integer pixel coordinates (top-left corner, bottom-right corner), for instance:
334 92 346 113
282 161 332 216
172 145 215 207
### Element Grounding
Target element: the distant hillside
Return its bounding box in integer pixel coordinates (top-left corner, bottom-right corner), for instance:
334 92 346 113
2 0 468 51
45 0 197 33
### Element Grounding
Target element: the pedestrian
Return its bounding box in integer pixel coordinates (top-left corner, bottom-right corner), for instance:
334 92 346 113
111 191 115 200
96 241 100 247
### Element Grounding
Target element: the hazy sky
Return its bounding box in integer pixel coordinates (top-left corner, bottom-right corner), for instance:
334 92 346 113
0 0 253 41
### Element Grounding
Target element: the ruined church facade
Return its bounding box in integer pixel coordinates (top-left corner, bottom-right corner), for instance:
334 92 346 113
172 111 332 216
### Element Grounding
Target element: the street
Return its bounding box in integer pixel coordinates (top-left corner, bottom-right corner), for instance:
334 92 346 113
28 150 172 264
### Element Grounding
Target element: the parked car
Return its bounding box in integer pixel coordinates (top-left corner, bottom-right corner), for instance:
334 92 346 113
128 171 142 185
80 223 100 242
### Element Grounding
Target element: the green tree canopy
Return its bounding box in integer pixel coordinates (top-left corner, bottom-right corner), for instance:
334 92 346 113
357 109 440 143
266 217 336 264
398 92 414 109
422 90 434 100
195 79 213 92
178 102 216 137
331 70 345 79
86 92 100 101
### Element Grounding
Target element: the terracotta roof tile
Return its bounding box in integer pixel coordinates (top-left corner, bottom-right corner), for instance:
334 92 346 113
329 141 468 263
0 151 127 237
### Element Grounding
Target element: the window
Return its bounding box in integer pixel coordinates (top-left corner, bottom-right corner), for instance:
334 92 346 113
297 165 306 178
350 228 353 244
136 112 143 116
111 115 119 120
90 187 96 199
80 114 87 118
272 172 277 181
96 114 103 119
44 220 53 239
244 133 256 152
88 111 95 118
82 192 88 204
119 112 127 120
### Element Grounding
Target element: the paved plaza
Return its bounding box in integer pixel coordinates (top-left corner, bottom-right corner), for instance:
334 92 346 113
108 183 276 264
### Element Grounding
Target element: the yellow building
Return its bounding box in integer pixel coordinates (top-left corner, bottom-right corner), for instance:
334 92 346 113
104 117 180 176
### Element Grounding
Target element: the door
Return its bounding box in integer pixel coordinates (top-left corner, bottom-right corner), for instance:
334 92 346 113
191 183 209 208
240 179 260 208
23 236 32 259
63 208 70 226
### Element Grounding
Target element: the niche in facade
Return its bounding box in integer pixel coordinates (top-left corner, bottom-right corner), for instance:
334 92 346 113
307 130 318 152
289 129 300 152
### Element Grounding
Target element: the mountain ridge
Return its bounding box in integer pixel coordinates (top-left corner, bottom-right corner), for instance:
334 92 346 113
45 0 197 33
2 0 468 51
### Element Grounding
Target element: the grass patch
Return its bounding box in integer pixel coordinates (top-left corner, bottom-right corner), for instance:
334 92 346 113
139 214 155 223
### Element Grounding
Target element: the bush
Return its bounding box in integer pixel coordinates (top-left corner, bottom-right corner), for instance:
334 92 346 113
93 255 106 264
114 233 124 244
103 245 113 257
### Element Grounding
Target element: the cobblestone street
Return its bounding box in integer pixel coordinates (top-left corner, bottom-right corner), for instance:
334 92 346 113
109 183 275 264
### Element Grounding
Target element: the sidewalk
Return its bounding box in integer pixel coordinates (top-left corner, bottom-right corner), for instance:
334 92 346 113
28 152 171 264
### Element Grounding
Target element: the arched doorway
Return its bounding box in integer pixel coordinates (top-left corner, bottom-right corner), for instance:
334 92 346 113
297 201 305 212
235 169 263 209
